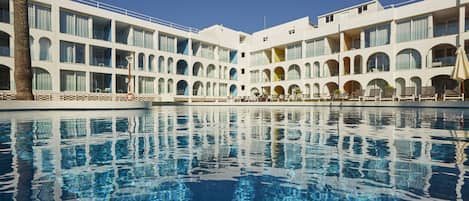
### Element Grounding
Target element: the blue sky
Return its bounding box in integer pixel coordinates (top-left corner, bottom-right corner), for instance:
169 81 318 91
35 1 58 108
98 0 410 33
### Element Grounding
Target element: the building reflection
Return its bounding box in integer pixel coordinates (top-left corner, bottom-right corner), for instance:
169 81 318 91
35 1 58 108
0 107 467 200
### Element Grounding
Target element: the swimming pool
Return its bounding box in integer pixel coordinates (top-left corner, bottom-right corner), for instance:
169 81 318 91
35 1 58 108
0 106 468 200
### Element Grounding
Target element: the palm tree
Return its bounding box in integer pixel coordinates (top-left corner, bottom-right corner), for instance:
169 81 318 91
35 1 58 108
14 0 34 100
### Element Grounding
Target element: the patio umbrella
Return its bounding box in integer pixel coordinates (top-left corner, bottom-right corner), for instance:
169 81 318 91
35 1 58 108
452 47 469 94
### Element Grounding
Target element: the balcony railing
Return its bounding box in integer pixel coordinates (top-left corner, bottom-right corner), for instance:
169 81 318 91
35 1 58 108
0 47 9 57
432 56 456 68
72 0 199 33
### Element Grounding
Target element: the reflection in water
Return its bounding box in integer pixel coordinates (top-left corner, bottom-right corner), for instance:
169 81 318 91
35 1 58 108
0 107 468 200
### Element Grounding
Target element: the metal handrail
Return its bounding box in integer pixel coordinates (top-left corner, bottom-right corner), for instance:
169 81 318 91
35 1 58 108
383 0 424 9
71 0 199 33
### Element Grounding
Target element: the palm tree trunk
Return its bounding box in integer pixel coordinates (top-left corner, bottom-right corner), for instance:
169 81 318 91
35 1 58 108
14 0 34 100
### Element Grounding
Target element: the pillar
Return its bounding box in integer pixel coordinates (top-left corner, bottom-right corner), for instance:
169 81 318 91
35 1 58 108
459 5 466 46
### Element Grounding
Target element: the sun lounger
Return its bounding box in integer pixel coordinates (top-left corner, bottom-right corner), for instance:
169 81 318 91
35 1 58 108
419 86 437 101
397 87 416 101
360 89 380 101
443 89 464 101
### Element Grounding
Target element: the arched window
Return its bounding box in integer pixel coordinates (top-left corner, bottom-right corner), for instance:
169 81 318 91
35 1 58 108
167 79 173 94
313 62 320 78
138 53 145 70
0 31 10 57
396 49 421 70
367 53 389 72
148 55 155 72
158 56 165 73
0 65 10 90
32 67 52 90
287 65 301 80
158 78 164 95
167 58 173 74
305 63 311 78
39 37 51 61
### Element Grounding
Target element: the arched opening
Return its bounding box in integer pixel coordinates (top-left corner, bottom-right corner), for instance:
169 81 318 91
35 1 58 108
167 79 174 94
158 78 165 95
148 55 155 72
287 64 301 80
224 66 228 79
263 69 271 82
229 85 238 97
193 62 204 77
343 57 351 75
366 79 389 96
32 67 52 91
213 83 217 96
313 83 320 97
395 78 406 96
305 63 311 79
176 80 189 96
324 60 339 77
288 84 301 95
397 49 421 70
273 86 285 96
30 36 34 60
193 81 204 96
343 80 362 98
410 77 422 96
158 56 165 73
206 82 211 96
0 31 10 57
176 60 188 75
325 82 339 96
305 84 311 97
138 53 145 70
429 44 457 68
273 67 285 81
0 65 10 90
167 57 174 74
229 68 238 80
431 75 459 96
39 37 51 61
313 62 320 78
207 64 216 78
250 88 260 97
367 53 390 72
354 55 363 74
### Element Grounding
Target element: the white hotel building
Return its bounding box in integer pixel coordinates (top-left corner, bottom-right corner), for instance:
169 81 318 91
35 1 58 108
0 0 468 102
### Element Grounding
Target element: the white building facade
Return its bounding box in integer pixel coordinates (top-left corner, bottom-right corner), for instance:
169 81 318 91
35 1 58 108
1 0 469 102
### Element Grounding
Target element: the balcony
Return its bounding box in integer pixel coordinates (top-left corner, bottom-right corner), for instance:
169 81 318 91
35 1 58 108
116 50 132 69
90 46 112 67
92 17 111 41
0 0 9 24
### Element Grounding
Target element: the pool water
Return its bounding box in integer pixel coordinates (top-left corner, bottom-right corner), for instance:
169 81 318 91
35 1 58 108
0 106 468 201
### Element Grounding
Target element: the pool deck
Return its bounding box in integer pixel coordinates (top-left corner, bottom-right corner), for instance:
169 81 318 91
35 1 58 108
154 100 469 109
0 101 152 111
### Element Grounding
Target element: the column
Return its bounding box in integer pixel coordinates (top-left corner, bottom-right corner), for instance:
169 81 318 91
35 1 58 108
360 30 365 49
302 40 307 59
428 15 434 38
340 32 345 52
111 20 116 43
459 5 466 46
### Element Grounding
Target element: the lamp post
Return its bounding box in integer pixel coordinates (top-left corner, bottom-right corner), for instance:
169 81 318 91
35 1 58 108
126 55 135 101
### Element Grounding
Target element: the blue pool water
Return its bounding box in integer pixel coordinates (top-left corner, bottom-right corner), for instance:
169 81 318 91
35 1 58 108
0 106 468 201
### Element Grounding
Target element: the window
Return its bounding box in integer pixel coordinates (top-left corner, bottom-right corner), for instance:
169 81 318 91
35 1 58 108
396 49 421 70
241 52 245 58
358 5 368 14
288 29 295 35
241 85 245 91
367 53 390 72
250 51 270 66
60 10 89 38
434 19 459 37
60 70 86 92
60 41 85 64
90 46 111 67
159 33 175 53
263 37 268 42
365 24 390 48
139 77 154 94
133 28 153 49
241 68 245 74
39 38 51 61
397 17 428 43
286 43 302 61
218 48 230 63
29 3 51 31
0 0 10 24
326 15 334 23
306 38 325 57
